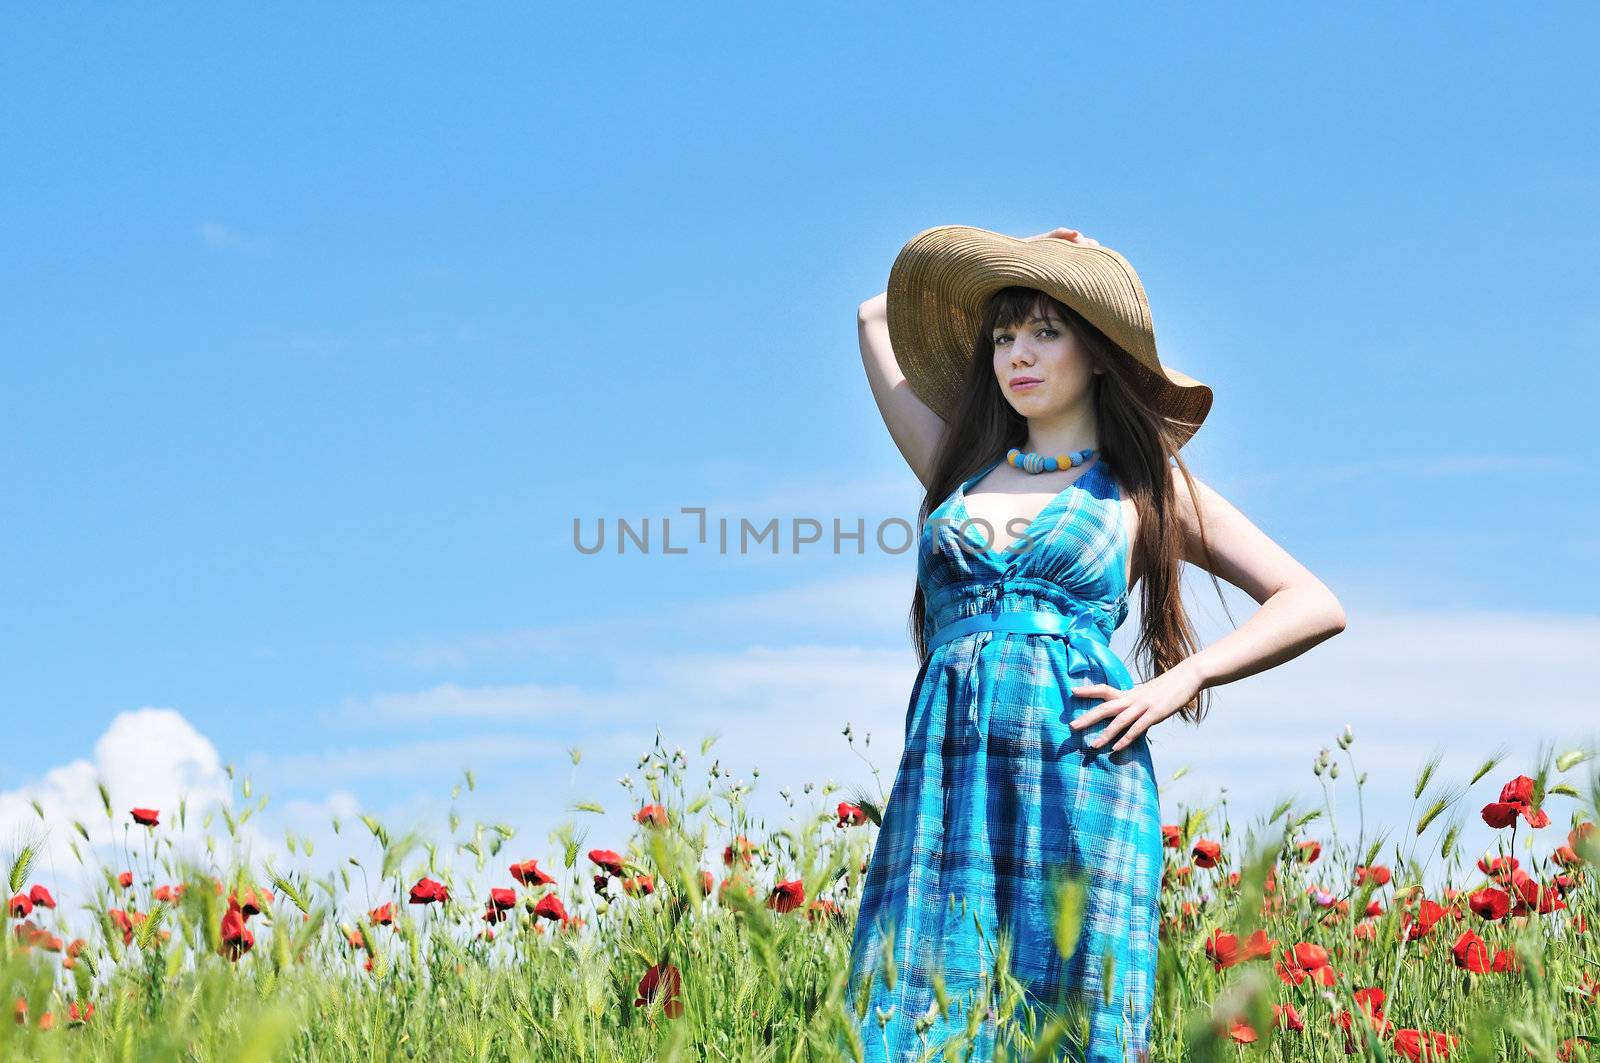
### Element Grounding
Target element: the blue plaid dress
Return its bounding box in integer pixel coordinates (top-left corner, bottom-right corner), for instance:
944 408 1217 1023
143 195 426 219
843 455 1163 1063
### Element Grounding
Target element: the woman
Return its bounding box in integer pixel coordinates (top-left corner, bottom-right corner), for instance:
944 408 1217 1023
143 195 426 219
843 225 1347 1062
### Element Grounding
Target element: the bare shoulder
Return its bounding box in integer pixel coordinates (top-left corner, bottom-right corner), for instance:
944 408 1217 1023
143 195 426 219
1165 464 1224 535
1162 463 1311 604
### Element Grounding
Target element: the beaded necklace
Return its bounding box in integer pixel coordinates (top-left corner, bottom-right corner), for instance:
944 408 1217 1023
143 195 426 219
1005 446 1096 474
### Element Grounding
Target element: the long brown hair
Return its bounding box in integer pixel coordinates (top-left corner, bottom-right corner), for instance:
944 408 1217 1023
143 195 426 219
908 286 1230 725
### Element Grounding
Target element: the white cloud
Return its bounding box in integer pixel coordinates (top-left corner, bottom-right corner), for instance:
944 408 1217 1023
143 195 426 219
1135 593 1600 888
11 580 1597 927
0 710 414 919
378 570 918 672
342 681 615 722
250 733 565 784
0 708 232 888
348 579 1600 891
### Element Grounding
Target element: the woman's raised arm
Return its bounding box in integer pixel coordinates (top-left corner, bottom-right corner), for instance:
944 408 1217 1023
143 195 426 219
857 228 1099 489
858 291 946 489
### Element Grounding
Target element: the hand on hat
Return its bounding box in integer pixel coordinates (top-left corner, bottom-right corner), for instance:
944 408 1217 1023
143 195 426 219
1021 227 1100 247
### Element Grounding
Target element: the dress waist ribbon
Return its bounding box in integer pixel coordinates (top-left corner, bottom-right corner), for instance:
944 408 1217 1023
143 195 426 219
927 605 1124 739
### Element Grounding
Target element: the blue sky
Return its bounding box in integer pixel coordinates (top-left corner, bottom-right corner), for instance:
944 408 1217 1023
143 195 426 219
4 6 1597 894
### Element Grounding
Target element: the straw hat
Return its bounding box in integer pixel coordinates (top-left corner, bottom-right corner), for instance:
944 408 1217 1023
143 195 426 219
885 225 1213 449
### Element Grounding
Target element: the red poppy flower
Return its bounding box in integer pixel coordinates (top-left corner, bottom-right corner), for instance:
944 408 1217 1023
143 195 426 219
1353 864 1391 886
1482 774 1549 829
634 960 684 1019
1401 898 1448 940
1451 929 1490 973
1296 840 1321 864
634 804 669 828
533 893 568 922
723 835 754 867
408 876 450 905
117 871 133 889
1160 824 1182 849
67 1001 92 1025
1191 839 1222 869
369 902 394 925
7 894 30 918
1275 942 1335 987
805 897 843 923
719 876 756 901
26 885 55 909
107 908 133 945
510 859 556 886
1480 802 1518 828
586 850 624 876
767 879 805 914
1353 986 1386 1014
1499 775 1534 806
1570 822 1597 860
1204 929 1241 969
1242 928 1275 959
1511 874 1566 916
1394 1028 1459 1061
836 802 867 827
1467 886 1510 921
1227 1018 1257 1044
219 899 254 961
1273 1002 1305 1032
622 874 655 897
699 869 713 896
1331 986 1390 1049
130 807 160 827
488 887 516 910
232 887 271 917
1290 941 1329 970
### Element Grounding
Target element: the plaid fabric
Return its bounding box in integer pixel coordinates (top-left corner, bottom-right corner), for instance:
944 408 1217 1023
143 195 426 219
843 457 1163 1063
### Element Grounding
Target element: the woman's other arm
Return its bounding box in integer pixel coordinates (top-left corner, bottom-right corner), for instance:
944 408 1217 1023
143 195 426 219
858 291 946 489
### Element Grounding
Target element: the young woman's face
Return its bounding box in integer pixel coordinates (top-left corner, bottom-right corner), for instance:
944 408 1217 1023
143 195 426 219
991 305 1097 417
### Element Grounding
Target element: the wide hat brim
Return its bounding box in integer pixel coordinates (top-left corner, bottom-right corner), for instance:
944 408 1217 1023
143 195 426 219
886 225 1213 450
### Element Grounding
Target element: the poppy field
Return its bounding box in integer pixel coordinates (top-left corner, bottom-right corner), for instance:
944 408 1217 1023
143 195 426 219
3 725 1598 1061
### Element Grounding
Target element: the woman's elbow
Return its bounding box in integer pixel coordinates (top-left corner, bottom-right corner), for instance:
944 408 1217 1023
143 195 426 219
1321 592 1347 637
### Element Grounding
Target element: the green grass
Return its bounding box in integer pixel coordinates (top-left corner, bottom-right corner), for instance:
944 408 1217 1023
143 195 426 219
3 728 1597 1061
